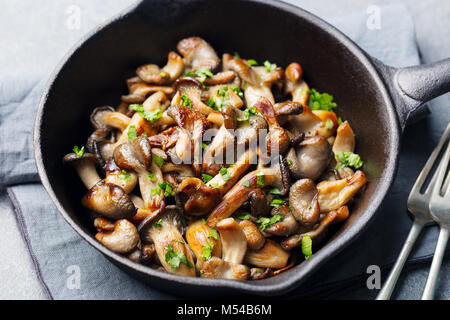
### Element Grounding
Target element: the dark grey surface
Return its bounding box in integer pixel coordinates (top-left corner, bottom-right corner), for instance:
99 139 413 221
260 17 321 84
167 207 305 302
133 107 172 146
0 0 449 299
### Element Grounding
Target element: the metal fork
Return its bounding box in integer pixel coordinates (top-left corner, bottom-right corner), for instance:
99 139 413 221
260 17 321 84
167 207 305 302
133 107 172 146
376 123 450 300
421 126 450 300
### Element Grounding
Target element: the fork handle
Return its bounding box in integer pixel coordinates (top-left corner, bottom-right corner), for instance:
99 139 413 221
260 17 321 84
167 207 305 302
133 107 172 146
421 227 449 300
376 220 425 300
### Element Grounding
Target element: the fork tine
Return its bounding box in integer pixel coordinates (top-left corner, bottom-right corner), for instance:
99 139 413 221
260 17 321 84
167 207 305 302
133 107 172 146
432 136 450 198
411 123 450 195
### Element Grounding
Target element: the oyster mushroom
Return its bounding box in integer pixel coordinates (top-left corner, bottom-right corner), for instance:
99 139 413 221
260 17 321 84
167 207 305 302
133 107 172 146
141 205 195 277
247 188 270 217
173 77 215 115
90 106 131 132
289 179 320 226
254 98 290 156
63 152 136 219
206 156 289 227
244 239 290 269
95 219 140 254
201 257 249 280
177 37 220 71
114 136 164 211
186 219 222 267
281 206 350 250
264 205 299 236
136 51 184 84
317 170 367 212
284 62 309 106
104 158 138 194
285 105 323 137
121 82 174 104
239 219 265 250
203 71 236 86
176 177 220 216
216 218 247 264
332 120 355 155
286 135 332 180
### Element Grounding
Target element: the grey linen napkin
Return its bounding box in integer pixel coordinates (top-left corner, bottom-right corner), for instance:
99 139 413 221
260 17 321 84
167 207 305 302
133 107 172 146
1 3 448 299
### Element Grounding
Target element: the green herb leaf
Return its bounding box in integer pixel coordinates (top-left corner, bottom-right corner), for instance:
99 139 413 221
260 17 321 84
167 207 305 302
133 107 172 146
127 125 137 140
180 93 193 108
209 227 219 241
335 151 364 169
118 169 131 181
325 119 334 130
129 104 144 113
247 59 258 67
158 181 175 197
165 244 193 270
229 85 244 98
302 235 313 260
143 108 162 123
256 215 284 231
202 241 215 261
263 60 277 72
202 173 213 183
238 214 250 220
148 172 156 181
308 89 337 111
208 98 218 110
270 197 285 209
237 106 258 122
153 219 163 228
269 188 282 195
256 171 265 187
152 154 165 167
72 145 85 158
242 180 250 188
219 167 231 181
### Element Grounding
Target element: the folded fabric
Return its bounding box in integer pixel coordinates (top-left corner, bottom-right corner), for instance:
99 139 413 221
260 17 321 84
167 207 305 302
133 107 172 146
2 3 448 299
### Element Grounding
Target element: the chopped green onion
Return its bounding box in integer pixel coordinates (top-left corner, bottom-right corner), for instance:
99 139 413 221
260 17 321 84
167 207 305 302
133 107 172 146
308 89 337 111
180 93 193 108
325 119 334 130
302 235 313 260
148 172 156 181
269 188 282 195
238 214 250 220
335 151 364 169
72 145 85 158
152 154 165 167
256 171 265 187
246 59 258 66
263 60 277 72
256 215 284 231
219 167 231 181
202 173 213 183
242 180 250 188
202 241 215 261
118 169 131 181
127 125 137 140
153 219 163 228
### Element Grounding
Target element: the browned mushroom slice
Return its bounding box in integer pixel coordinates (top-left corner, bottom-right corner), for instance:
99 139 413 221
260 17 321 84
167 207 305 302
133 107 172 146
201 257 249 280
216 218 247 264
285 105 323 137
247 188 270 217
203 71 236 86
286 135 332 181
90 106 131 131
239 219 265 250
207 85 244 110
244 239 290 269
206 158 288 227
173 78 215 115
141 206 195 277
202 125 236 176
312 110 339 138
176 177 220 216
289 179 320 226
186 219 222 267
103 158 138 194
285 62 309 106
254 98 290 156
136 51 184 84
281 206 350 250
122 83 174 103
250 267 273 280
264 205 299 236
177 37 220 71
317 170 367 212
95 219 139 254
63 152 101 189
332 120 356 155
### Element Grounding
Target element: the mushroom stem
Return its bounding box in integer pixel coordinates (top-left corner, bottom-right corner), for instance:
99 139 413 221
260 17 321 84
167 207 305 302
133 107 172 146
73 159 101 189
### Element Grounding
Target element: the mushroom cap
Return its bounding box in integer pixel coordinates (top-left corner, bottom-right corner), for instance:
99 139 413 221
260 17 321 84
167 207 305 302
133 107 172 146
63 152 98 165
90 106 115 129
289 179 320 225
95 219 139 254
176 177 221 216
265 206 299 236
114 136 153 171
82 180 136 220
177 37 220 71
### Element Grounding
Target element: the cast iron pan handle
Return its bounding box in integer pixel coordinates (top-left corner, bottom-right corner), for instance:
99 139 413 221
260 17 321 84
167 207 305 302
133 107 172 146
377 58 450 129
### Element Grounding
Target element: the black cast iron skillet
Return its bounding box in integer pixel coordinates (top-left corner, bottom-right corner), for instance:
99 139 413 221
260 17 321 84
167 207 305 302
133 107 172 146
34 0 450 297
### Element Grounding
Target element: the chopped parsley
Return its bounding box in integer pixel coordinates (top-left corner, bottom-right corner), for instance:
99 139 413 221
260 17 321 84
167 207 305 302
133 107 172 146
165 244 193 270
118 169 131 181
308 89 337 111
219 167 231 181
256 215 284 231
184 68 213 84
263 60 277 72
158 181 175 197
242 180 250 188
302 235 313 260
127 125 138 140
238 214 250 220
256 171 265 187
336 152 364 169
270 198 285 209
152 154 165 167
325 119 334 130
246 59 258 67
153 219 163 228
202 173 213 183
208 98 218 110
237 107 259 122
202 241 215 261
129 104 162 123
72 145 85 157
209 227 219 240
180 93 193 108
